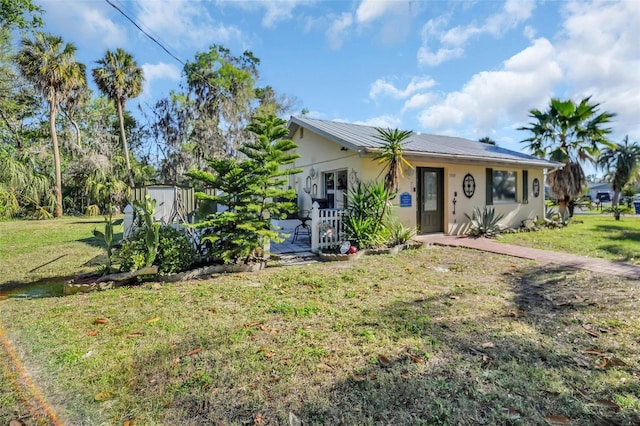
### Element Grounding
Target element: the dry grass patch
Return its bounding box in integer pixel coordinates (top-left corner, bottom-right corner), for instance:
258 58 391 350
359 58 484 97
0 247 638 425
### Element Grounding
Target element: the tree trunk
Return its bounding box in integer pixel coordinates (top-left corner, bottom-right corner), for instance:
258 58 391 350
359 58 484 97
612 190 620 208
557 197 569 220
116 100 134 188
49 103 63 218
71 118 82 150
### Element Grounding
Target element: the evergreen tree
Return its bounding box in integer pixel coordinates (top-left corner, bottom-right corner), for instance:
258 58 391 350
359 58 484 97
187 114 300 264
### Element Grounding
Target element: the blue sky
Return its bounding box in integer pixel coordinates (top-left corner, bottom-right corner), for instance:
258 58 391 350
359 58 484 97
36 0 639 161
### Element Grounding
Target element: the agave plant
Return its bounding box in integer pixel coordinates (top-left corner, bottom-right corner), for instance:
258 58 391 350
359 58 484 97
465 206 505 238
386 217 417 246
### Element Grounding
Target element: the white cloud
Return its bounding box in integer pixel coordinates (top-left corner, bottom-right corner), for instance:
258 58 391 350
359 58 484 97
43 1 127 49
557 0 640 139
484 0 535 36
134 0 245 50
260 0 298 28
369 76 436 100
356 0 398 23
418 0 536 66
227 0 311 28
352 115 402 128
412 0 639 146
402 93 438 113
140 62 181 99
417 38 562 134
326 12 353 50
80 8 127 47
523 25 536 40
417 45 464 67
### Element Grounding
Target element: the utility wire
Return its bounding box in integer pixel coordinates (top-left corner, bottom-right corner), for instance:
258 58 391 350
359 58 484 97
104 0 186 67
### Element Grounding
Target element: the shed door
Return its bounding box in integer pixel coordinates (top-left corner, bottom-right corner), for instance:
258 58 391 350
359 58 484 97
418 167 444 234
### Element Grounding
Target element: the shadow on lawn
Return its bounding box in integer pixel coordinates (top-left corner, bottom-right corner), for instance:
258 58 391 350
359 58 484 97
591 224 640 263
120 264 639 425
290 265 639 425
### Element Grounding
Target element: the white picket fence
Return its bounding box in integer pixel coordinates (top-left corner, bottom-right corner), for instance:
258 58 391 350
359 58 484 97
310 201 348 252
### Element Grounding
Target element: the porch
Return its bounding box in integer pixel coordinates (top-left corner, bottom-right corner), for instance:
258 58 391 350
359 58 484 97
270 203 348 255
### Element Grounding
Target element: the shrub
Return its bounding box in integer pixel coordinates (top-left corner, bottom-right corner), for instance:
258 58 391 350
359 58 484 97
119 226 195 274
343 181 389 249
465 206 504 238
85 204 100 216
386 218 416 246
602 205 633 221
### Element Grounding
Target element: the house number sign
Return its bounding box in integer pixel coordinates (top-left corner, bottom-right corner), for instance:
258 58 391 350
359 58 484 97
462 173 476 198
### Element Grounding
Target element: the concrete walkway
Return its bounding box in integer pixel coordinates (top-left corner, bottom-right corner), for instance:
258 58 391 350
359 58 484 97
416 235 640 280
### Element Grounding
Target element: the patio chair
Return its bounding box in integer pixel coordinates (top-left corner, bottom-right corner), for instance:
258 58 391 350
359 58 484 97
292 209 311 243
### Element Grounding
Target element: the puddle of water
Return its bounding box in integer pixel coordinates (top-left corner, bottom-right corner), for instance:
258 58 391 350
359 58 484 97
0 282 65 300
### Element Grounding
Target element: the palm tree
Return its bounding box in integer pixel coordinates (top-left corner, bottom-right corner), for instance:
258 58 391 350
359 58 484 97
479 136 496 145
373 127 413 233
597 136 640 208
16 32 87 217
0 147 55 218
92 48 144 188
520 96 615 218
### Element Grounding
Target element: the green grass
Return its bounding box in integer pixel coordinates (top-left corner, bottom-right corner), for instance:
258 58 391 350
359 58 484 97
0 216 117 287
0 218 639 425
499 215 640 265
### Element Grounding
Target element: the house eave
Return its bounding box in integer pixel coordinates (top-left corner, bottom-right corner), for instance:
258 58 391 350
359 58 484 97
288 116 362 153
364 147 562 169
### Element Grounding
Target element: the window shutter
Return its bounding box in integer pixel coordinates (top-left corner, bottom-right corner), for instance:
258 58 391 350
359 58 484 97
486 168 493 205
522 170 529 204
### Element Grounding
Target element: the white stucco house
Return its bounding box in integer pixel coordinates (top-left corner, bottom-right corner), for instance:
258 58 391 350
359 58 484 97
287 116 562 235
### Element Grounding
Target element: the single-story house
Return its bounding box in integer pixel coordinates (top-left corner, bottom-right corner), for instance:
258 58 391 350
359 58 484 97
287 116 562 235
586 182 614 202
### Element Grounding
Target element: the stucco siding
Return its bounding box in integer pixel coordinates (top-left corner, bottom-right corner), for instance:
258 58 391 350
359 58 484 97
290 123 550 236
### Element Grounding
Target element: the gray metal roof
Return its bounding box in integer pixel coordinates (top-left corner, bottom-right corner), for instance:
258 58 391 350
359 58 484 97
288 115 561 169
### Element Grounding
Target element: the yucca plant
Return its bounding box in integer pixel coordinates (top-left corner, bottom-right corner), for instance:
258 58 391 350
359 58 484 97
344 181 389 249
465 206 505 238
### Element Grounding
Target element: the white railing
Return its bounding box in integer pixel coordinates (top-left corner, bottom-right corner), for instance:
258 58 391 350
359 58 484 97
125 201 350 254
310 201 348 252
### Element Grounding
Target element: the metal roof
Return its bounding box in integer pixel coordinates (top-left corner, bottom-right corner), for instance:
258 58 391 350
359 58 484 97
288 115 562 169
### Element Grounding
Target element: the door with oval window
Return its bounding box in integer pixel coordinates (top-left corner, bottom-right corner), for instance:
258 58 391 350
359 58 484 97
417 167 444 233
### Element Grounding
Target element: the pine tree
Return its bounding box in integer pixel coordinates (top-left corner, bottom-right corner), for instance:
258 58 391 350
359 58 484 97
187 114 300 264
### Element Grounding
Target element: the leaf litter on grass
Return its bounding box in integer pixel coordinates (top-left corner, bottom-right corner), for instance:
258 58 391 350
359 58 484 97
0 247 639 425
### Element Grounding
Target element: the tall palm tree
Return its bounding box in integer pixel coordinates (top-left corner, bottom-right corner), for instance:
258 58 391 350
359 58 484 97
597 136 640 208
520 97 615 218
16 32 87 217
373 127 413 233
92 48 144 188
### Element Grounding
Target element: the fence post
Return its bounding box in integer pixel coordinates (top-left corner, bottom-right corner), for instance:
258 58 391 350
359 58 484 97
310 201 320 252
123 204 134 240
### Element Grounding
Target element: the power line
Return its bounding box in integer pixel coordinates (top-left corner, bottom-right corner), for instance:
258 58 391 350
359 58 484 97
104 0 186 67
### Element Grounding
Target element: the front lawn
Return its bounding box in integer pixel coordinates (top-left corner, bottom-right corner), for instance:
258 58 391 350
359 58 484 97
1 244 639 424
0 217 113 287
499 215 640 265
